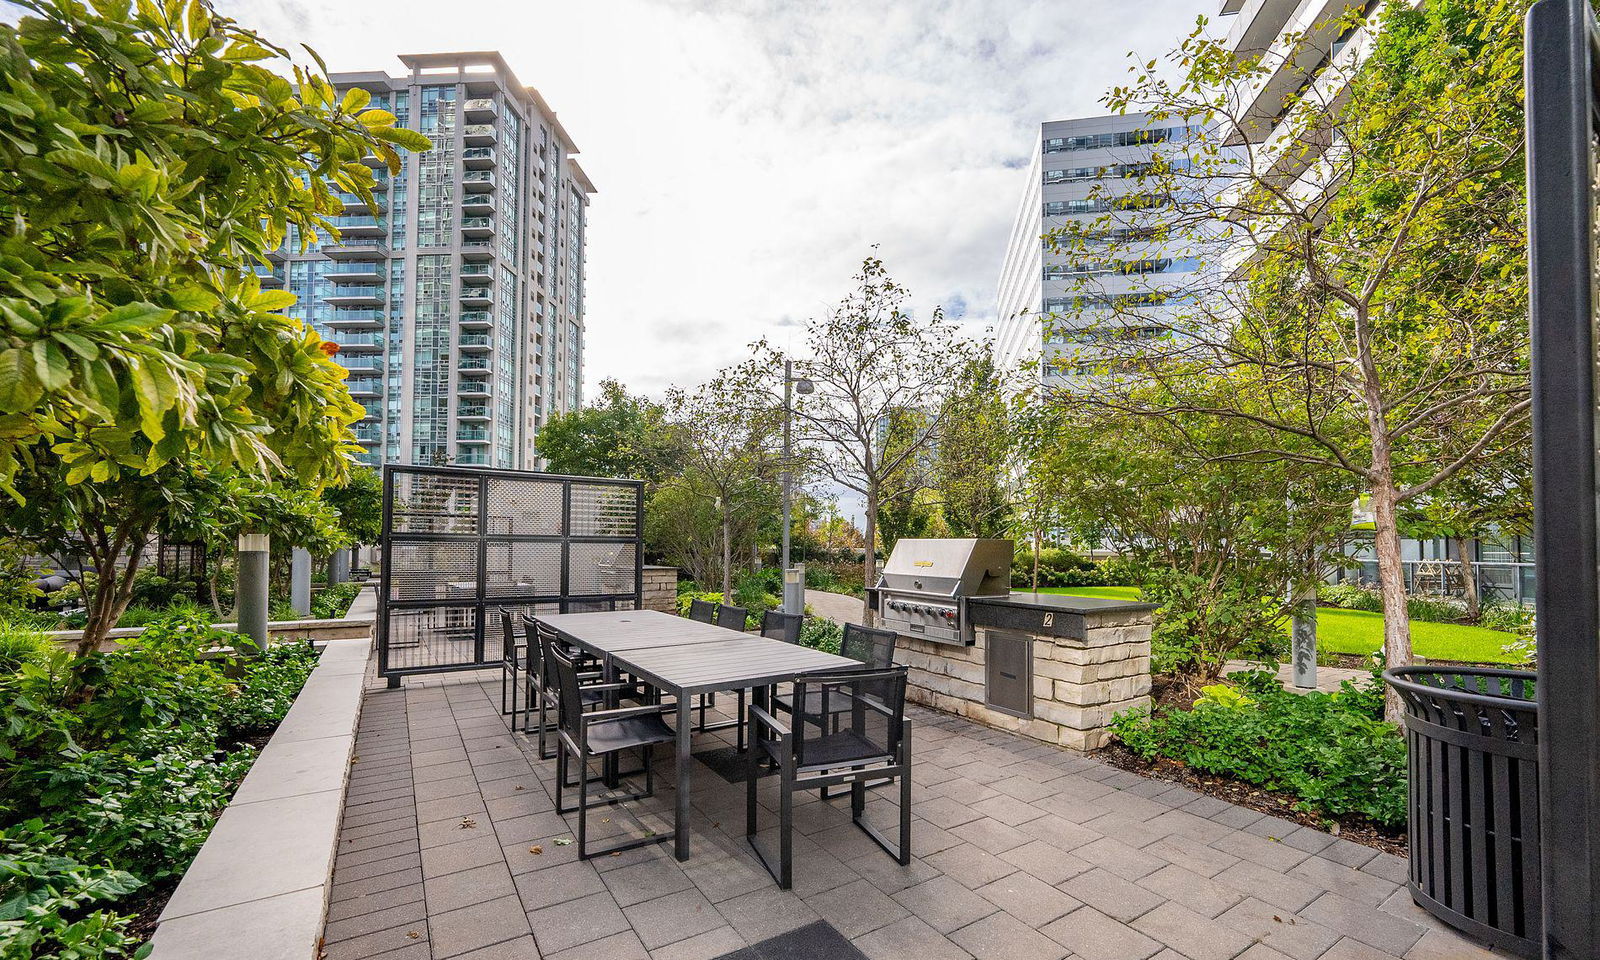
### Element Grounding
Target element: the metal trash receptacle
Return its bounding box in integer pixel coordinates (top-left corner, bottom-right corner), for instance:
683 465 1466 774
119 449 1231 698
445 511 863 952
1384 666 1540 957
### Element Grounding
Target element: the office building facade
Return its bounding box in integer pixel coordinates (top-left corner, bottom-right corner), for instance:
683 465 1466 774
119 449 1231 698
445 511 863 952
268 52 592 468
994 112 1200 386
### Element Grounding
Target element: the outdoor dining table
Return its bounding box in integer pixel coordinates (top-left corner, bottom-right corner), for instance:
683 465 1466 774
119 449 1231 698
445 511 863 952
538 609 863 860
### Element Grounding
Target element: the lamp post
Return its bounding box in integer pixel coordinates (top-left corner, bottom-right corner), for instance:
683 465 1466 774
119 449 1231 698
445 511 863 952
782 360 814 614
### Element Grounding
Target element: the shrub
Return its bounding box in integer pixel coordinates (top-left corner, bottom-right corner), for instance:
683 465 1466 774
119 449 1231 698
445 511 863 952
797 618 844 655
310 582 361 620
803 560 866 597
1144 569 1286 685
1480 599 1534 636
1110 670 1407 826
0 821 145 960
0 621 53 672
1011 547 1103 588
1405 594 1468 624
1319 583 1383 612
218 644 320 738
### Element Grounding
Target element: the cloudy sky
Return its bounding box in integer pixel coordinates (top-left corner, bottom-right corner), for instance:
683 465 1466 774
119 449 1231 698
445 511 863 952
219 0 1211 398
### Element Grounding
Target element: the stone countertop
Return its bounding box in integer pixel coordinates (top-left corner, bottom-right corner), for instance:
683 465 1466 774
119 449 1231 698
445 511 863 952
973 591 1160 614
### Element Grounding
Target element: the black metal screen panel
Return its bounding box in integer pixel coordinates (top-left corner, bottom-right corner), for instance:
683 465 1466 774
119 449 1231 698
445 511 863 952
1526 1 1600 955
378 465 644 680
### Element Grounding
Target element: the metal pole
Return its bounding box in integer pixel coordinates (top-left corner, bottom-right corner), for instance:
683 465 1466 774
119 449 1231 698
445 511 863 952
236 532 270 654
782 360 793 573
290 547 312 616
1527 2 1600 955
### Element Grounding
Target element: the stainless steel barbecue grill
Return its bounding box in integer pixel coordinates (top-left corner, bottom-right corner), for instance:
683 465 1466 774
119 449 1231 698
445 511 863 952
870 538 1014 646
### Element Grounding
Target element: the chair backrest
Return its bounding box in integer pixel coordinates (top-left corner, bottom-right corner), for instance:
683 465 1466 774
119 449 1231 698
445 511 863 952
498 607 517 662
715 604 749 631
790 666 908 771
687 598 717 623
760 610 803 644
521 615 543 676
566 598 617 613
840 623 898 669
544 639 586 742
536 620 563 694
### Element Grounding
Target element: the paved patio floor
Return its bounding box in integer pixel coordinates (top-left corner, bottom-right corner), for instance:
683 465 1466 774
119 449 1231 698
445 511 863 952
321 670 1503 960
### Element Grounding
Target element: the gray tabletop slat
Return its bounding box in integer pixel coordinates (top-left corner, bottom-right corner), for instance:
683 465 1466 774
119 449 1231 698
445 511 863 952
535 610 861 694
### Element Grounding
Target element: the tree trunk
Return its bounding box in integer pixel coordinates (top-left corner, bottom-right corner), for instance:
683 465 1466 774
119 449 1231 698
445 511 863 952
78 544 146 658
206 549 224 619
1032 528 1042 592
1452 535 1480 621
720 511 732 601
1369 477 1412 723
861 492 877 626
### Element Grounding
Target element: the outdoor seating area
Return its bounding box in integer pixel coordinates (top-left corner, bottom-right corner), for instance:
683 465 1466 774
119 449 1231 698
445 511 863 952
321 642 1495 960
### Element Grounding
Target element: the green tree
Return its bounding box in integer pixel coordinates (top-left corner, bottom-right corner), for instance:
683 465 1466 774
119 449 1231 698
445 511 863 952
768 254 976 624
874 407 936 553
536 380 678 484
322 465 384 548
660 367 782 599
0 0 430 653
1054 0 1529 716
934 354 1013 539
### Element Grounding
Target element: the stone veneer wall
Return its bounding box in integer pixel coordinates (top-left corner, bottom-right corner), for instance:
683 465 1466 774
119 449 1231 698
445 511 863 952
642 565 679 613
897 605 1153 751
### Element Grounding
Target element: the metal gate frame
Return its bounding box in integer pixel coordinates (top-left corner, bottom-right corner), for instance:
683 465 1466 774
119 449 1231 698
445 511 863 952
377 464 644 685
1526 1 1600 956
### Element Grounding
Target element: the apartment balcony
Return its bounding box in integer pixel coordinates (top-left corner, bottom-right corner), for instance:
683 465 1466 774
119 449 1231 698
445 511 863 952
459 288 494 308
455 427 490 444
460 241 494 261
463 98 497 123
254 265 285 288
461 196 494 217
341 359 383 376
460 264 494 284
328 215 386 239
324 285 386 307
459 333 492 352
458 378 491 397
459 310 492 329
326 261 386 283
322 238 390 260
333 333 385 353
463 147 496 169
463 171 496 193
346 379 382 398
463 124 497 147
334 192 387 216
265 245 287 263
326 309 385 330
457 405 490 421
454 450 488 465
461 217 495 240
358 149 386 168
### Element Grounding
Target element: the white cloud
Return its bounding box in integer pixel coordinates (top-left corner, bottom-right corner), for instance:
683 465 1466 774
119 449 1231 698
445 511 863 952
216 0 1209 397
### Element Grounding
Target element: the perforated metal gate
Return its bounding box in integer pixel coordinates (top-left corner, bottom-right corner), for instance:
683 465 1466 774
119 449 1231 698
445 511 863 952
377 465 644 684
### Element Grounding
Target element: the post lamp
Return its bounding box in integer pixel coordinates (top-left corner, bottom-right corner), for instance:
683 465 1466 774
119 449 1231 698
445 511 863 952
782 360 814 614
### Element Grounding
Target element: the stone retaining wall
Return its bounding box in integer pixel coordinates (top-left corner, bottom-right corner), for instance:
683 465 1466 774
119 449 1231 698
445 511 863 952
642 565 678 613
899 605 1153 751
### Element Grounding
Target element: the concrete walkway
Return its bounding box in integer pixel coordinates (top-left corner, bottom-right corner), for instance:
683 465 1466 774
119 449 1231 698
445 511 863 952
321 667 1499 960
804 589 866 626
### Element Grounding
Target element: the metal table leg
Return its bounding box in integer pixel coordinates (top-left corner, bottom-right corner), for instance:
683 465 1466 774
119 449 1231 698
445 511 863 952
675 692 692 861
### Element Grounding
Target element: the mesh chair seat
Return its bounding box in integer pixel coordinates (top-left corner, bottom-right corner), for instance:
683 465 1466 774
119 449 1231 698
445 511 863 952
586 712 675 754
785 729 893 772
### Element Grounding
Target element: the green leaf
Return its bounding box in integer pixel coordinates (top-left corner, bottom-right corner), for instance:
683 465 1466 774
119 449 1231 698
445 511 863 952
166 285 220 312
340 87 372 114
249 289 298 312
369 126 432 152
97 302 172 332
0 349 42 412
31 340 70 391
356 108 397 128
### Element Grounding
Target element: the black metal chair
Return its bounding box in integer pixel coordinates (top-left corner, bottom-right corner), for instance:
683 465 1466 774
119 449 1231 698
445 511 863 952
498 607 528 725
840 623 899 669
761 610 804 644
714 603 749 631
547 642 675 859
687 598 717 623
531 619 609 762
747 667 912 888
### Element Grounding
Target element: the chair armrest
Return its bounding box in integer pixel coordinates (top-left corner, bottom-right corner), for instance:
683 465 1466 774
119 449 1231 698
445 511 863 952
579 703 671 727
747 704 791 737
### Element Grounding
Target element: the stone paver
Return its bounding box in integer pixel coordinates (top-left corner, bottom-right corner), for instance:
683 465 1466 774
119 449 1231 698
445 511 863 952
321 666 1503 960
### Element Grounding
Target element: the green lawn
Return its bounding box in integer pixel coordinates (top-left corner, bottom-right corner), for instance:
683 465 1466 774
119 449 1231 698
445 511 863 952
1032 586 1523 664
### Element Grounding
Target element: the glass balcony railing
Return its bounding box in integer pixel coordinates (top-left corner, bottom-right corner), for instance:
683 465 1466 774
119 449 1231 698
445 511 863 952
459 333 491 347
457 406 489 418
326 285 384 299
327 262 386 281
328 309 384 324
463 147 496 167
463 171 496 190
459 311 491 324
346 379 382 394
455 452 488 465
332 333 385 349
461 217 493 229
457 356 489 370
460 265 492 278
463 98 497 119
456 427 489 441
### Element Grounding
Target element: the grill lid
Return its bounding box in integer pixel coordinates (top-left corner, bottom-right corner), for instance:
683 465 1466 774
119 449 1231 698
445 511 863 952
876 538 1014 598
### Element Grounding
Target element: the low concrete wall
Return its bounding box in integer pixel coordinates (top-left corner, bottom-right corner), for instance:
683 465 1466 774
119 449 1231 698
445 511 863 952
48 588 375 652
147 602 375 960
